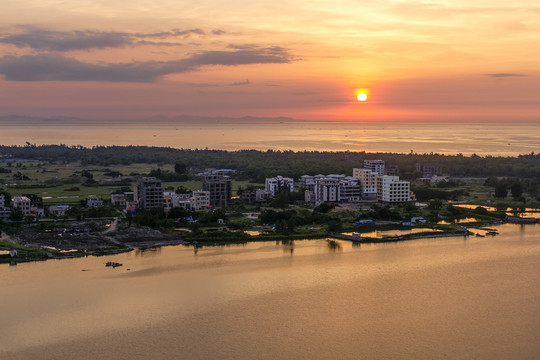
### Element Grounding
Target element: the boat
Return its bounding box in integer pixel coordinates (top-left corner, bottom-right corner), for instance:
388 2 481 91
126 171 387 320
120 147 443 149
106 261 123 268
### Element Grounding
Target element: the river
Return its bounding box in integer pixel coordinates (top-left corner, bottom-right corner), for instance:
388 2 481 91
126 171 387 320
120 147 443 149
1 223 539 359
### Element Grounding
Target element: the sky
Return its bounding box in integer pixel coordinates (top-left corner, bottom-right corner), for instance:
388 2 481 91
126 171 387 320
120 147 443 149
0 0 539 122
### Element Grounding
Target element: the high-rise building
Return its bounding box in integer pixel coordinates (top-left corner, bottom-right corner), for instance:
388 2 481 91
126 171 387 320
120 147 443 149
137 177 164 209
363 160 385 176
202 174 232 208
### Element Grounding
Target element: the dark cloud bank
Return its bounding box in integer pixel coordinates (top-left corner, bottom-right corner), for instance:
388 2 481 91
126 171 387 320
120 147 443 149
0 48 294 82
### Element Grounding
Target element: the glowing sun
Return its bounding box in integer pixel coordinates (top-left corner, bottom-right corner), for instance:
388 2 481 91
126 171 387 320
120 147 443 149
357 93 368 102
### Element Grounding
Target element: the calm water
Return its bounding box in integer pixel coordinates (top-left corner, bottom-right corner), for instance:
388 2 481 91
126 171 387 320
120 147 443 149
1 223 539 359
2 121 539 155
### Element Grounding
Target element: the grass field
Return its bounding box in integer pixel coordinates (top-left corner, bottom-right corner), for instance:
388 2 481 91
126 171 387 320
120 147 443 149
1 161 263 205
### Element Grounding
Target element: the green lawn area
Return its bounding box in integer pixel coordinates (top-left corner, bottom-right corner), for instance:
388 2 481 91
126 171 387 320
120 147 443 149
1 161 264 205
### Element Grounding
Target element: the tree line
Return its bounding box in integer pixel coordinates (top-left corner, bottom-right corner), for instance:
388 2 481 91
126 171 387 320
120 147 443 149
1 145 539 182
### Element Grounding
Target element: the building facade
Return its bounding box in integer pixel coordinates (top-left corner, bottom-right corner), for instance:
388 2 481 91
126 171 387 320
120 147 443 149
314 177 340 206
265 176 294 197
137 177 164 209
353 168 378 199
201 174 232 208
376 175 411 205
364 160 385 176
13 196 31 216
191 190 210 211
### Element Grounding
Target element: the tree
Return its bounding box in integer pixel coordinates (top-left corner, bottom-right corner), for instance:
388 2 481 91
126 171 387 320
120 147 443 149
510 182 523 198
10 207 24 221
174 162 188 176
494 183 507 198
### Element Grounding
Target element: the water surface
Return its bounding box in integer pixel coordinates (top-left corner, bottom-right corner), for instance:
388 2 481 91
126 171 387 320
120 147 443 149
0 223 539 359
2 121 539 156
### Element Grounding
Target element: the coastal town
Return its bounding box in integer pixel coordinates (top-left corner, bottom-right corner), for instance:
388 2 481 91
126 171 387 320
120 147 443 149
1 151 538 264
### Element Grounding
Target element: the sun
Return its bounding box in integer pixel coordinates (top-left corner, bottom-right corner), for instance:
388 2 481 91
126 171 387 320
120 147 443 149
357 93 368 102
354 88 370 102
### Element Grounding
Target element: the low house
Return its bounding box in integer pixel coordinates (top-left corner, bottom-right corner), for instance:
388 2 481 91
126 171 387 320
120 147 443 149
49 205 70 217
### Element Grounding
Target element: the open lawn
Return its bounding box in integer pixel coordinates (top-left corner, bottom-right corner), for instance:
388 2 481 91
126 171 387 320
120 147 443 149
1 160 263 205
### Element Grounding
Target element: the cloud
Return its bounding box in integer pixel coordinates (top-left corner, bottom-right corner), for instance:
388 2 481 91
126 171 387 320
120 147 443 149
184 47 293 66
0 30 134 51
0 54 186 82
231 79 250 86
0 47 294 82
0 28 226 51
485 73 525 77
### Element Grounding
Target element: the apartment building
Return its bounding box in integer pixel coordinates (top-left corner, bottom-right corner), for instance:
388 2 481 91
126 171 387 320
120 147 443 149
137 177 164 209
191 190 210 211
364 160 385 176
13 196 31 216
265 176 294 197
376 175 411 205
202 174 231 208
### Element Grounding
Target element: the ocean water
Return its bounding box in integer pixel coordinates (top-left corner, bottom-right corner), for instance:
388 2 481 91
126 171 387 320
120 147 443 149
1 223 539 359
1 121 539 155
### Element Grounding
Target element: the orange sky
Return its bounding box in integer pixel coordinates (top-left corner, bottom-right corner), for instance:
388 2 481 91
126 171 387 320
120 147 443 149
0 0 539 122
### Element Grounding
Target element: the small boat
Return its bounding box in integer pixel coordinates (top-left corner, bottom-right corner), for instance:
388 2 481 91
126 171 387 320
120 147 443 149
486 231 498 236
106 261 123 268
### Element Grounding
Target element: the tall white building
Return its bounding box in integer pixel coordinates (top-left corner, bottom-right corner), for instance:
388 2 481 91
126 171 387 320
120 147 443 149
376 175 411 205
265 176 294 197
364 160 385 176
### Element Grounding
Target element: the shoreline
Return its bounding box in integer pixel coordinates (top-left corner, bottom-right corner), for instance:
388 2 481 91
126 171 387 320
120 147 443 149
1 221 515 264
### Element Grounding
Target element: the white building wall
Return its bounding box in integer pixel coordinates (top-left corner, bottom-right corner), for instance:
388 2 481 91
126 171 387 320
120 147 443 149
13 196 31 216
377 175 411 204
265 176 294 197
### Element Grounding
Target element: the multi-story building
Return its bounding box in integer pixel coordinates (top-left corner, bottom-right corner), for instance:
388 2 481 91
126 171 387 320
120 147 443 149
13 196 31 216
376 175 411 205
111 193 127 207
385 165 400 176
416 163 443 178
364 160 385 176
22 194 43 209
314 177 340 206
202 174 231 208
191 190 211 211
0 207 11 221
0 194 4 208
265 176 294 197
339 177 362 202
137 177 164 209
86 196 104 208
353 168 378 199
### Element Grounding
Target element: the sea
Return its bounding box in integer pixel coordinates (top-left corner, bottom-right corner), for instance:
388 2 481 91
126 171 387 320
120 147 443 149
1 223 539 359
1 120 539 156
